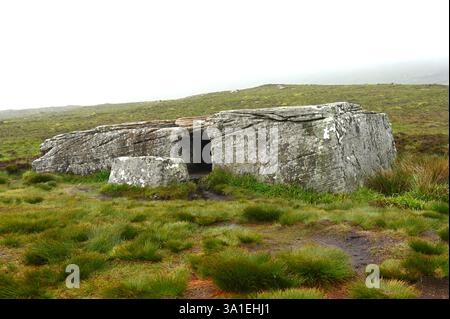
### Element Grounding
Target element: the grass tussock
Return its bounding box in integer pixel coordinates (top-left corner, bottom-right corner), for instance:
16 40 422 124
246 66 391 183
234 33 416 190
111 241 162 262
0 218 56 235
242 205 286 222
367 155 449 203
174 208 231 226
111 221 195 260
430 202 449 215
201 227 262 253
277 245 354 286
0 236 23 248
24 240 72 265
103 268 188 298
279 210 317 225
255 288 325 299
367 168 413 196
0 271 56 299
66 252 108 279
438 227 449 242
192 245 353 292
191 249 294 293
381 239 448 281
22 171 57 185
349 279 419 299
100 182 199 200
409 239 447 255
402 253 449 279
141 222 196 249
380 259 419 282
85 226 123 254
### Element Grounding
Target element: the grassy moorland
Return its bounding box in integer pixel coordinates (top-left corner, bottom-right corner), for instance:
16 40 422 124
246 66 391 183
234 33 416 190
0 84 448 162
0 84 448 299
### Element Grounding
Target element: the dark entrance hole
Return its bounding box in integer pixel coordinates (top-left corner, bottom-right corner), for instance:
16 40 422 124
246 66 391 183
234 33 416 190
186 130 212 180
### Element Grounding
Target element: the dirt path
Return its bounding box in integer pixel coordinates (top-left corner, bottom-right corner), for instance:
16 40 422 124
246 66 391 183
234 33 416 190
184 276 233 299
415 277 449 299
249 223 389 275
312 232 377 274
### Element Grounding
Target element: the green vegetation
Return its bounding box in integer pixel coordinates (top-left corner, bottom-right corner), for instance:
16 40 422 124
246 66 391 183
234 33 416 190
0 236 23 248
403 253 449 279
242 205 286 222
379 236 448 282
174 207 231 226
409 239 447 255
0 272 55 299
0 84 448 299
192 244 353 293
1 84 448 162
192 249 294 293
66 253 108 279
367 155 448 203
201 227 262 252
24 240 72 265
112 241 162 262
0 162 447 298
380 259 419 281
22 171 57 185
350 280 419 299
439 227 449 242
103 268 188 299
255 288 325 299
431 202 449 215
100 182 199 200
277 245 354 286
0 218 56 235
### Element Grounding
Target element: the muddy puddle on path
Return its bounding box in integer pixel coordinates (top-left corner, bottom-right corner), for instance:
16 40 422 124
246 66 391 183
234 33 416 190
415 277 449 299
63 185 94 195
312 233 376 274
249 223 387 275
247 223 449 299
184 278 233 299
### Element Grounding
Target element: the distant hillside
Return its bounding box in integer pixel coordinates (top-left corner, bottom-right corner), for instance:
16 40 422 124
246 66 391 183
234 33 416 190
294 60 449 85
0 84 448 163
0 105 82 121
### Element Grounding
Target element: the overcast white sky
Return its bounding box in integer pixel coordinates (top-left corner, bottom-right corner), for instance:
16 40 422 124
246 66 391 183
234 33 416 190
0 0 448 110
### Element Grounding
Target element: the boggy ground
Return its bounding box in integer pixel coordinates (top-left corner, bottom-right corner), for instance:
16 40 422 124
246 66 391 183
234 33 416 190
0 154 448 299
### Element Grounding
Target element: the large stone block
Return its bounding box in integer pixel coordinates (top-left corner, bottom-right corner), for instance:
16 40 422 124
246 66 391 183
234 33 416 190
32 102 396 193
206 102 396 193
108 156 189 187
31 120 182 175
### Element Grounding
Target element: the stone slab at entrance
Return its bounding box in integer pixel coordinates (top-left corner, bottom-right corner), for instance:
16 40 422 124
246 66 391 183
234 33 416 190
108 156 189 187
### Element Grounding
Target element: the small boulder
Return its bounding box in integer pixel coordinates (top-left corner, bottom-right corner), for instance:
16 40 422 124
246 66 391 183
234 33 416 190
108 156 189 187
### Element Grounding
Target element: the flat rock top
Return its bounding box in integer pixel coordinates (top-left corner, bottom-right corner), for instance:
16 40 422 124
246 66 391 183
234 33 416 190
209 102 364 122
115 155 184 164
45 103 364 141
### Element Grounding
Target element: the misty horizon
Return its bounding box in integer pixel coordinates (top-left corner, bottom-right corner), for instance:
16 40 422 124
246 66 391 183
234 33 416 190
1 57 448 112
0 0 448 111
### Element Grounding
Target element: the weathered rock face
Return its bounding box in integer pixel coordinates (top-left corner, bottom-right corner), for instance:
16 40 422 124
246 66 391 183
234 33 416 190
206 102 396 193
32 102 396 192
32 120 185 175
108 156 189 187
